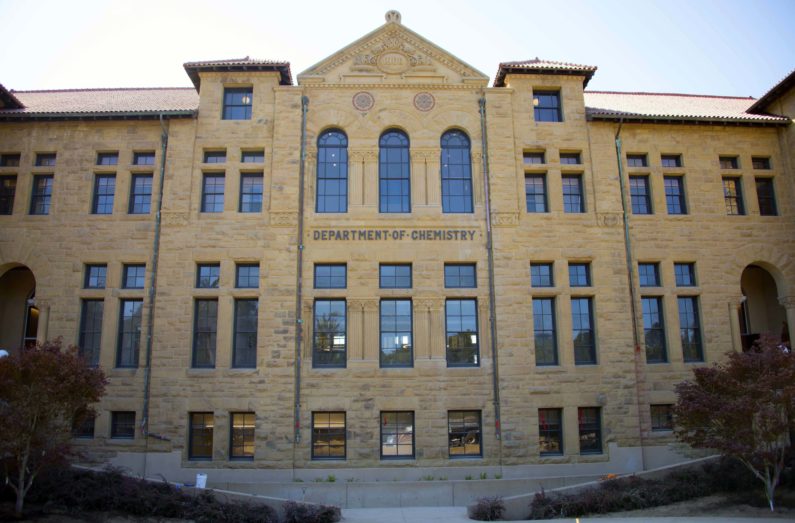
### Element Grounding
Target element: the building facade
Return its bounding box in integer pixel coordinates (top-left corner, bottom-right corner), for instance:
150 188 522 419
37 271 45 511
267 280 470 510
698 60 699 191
1 11 794 484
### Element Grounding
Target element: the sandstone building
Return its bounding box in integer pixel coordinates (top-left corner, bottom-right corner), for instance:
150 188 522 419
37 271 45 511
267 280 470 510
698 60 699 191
1 11 793 485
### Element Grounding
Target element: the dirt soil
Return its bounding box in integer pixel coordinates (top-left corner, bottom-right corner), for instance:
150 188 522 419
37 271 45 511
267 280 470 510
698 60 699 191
591 491 795 519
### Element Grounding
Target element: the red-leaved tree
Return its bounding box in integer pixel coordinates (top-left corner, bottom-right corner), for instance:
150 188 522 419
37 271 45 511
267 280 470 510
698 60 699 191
674 335 795 511
0 339 107 517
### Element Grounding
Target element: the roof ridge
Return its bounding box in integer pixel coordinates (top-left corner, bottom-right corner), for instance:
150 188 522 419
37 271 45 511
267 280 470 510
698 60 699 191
501 58 596 68
585 90 756 100
13 87 196 94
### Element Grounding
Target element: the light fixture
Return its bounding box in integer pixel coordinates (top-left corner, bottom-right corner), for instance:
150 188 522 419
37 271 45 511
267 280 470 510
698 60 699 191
533 97 540 106
241 94 252 105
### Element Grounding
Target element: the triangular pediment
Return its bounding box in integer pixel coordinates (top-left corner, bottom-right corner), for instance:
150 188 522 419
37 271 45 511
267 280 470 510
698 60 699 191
298 12 488 86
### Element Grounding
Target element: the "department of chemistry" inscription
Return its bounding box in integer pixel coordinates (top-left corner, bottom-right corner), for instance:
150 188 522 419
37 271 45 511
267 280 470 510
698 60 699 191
312 229 478 241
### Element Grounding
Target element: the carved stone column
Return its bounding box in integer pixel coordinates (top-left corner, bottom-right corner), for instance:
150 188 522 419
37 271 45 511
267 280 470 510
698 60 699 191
35 298 50 344
349 151 365 207
304 150 317 209
426 151 441 207
728 295 745 353
471 151 483 207
362 150 378 208
779 296 795 346
410 150 429 207
360 299 380 361
415 297 445 360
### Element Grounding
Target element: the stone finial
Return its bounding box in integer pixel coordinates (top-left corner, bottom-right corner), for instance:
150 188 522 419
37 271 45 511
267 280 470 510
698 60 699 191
385 10 401 24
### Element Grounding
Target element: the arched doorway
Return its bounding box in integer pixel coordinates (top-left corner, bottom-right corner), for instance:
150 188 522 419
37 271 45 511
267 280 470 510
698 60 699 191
739 265 787 350
0 265 37 353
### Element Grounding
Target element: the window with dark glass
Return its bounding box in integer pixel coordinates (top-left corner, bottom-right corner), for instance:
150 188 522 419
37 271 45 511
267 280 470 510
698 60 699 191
230 412 255 460
201 173 225 212
444 263 476 288
568 263 590 287
79 299 103 367
445 299 479 366
629 176 651 214
578 407 602 454
72 413 95 439
642 297 667 363
96 152 118 166
560 152 581 165
674 263 696 287
92 174 115 214
111 411 135 439
523 151 545 165
380 411 414 459
222 87 252 120
719 156 739 169
538 408 563 455
316 129 348 213
752 157 771 170
531 263 553 287
116 299 142 368
638 263 660 287
380 299 412 367
314 264 346 289
241 150 265 163
129 174 152 214
678 296 703 362
0 153 20 166
650 404 673 431
35 153 56 167
312 412 346 459
233 299 258 368
441 130 473 213
379 129 410 213
664 176 686 215
379 264 411 289
562 174 584 213
722 178 744 215
525 174 547 212
533 298 557 366
755 178 777 216
239 173 263 213
123 264 145 289
203 150 226 164
196 263 220 288
626 154 647 167
133 151 155 165
30 175 53 215
192 299 218 368
0 175 16 214
313 300 346 367
661 154 682 168
572 297 596 364
448 410 482 457
189 412 213 460
533 91 561 122
236 263 259 288
84 264 107 289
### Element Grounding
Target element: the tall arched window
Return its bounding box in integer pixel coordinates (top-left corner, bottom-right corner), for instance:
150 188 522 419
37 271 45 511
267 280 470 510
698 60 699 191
379 129 410 213
316 129 348 213
440 130 473 213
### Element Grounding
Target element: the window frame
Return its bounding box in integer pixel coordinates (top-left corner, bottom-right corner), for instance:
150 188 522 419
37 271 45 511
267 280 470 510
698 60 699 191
192 299 218 369
110 411 135 440
378 129 411 213
638 263 661 287
232 298 258 369
92 174 116 215
312 299 347 368
538 408 563 456
241 150 265 163
35 153 56 167
559 152 581 165
626 154 648 168
562 174 584 213
444 263 476 289
84 264 107 289
203 150 227 164
571 297 596 365
663 176 687 215
196 263 220 289
722 177 745 215
445 298 479 367
525 173 548 213
380 411 415 460
96 152 119 166
316 129 349 213
674 263 696 287
578 407 602 454
568 263 591 287
230 412 256 461
379 299 413 368
116 298 142 368
650 404 674 431
122 264 146 289
188 412 214 460
222 87 253 121
29 174 53 215
533 91 562 122
719 156 739 169
755 177 777 216
642 296 668 363
0 174 17 215
133 151 155 166
530 263 554 288
678 296 704 362
311 411 346 460
0 153 21 167
661 154 682 168
447 410 482 458
629 175 652 214
235 263 260 289
314 264 347 289
440 129 473 213
379 264 412 289
523 151 546 165
129 173 153 214
201 173 225 213
752 157 771 170
78 299 104 367
239 172 263 213
533 297 558 366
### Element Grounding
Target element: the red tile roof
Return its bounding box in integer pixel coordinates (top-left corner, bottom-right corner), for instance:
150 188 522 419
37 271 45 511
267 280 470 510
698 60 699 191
748 69 795 114
494 58 597 87
0 84 24 109
183 57 292 88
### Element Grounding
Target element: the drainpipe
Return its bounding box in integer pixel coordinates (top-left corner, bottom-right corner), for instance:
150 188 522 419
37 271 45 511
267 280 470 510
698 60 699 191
293 96 309 455
479 95 503 458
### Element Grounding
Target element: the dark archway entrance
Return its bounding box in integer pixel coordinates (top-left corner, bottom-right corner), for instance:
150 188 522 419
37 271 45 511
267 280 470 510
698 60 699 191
740 265 787 350
0 265 37 353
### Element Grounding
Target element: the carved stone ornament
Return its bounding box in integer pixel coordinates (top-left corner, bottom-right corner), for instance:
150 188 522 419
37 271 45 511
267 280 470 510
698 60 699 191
270 212 298 227
161 211 188 227
779 296 795 309
598 212 623 227
352 34 433 75
352 92 375 112
413 92 435 112
491 213 519 227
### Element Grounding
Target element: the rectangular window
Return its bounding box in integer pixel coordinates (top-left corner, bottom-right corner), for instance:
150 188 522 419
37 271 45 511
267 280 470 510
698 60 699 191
578 407 602 454
92 174 116 214
380 299 412 367
722 178 744 215
223 87 253 120
111 411 135 439
129 174 152 214
84 264 107 289
380 411 414 459
30 175 53 215
560 152 581 165
629 176 651 214
235 263 259 288
533 91 561 122
0 175 16 214
533 298 557 366
752 157 771 170
538 408 563 456
312 412 346 459
650 404 673 431
189 412 213 460
192 299 218 368
72 414 95 439
661 154 682 168
123 264 145 289
523 152 545 165
638 263 660 287
0 153 21 166
562 175 584 213
379 264 412 289
444 263 476 288
755 178 777 216
674 263 696 287
664 176 687 215
196 263 220 288
239 173 263 213
678 296 703 362
201 173 225 212
133 152 155 166
241 150 265 163
568 263 591 287
531 263 553 287
35 153 56 167
233 299 258 368
572 297 596 364
626 154 647 167
525 174 548 212
445 299 479 366
230 412 255 460
96 152 118 166
116 299 142 368
448 410 482 457
313 300 346 367
79 299 104 367
203 150 226 164
314 264 346 289
720 156 739 169
642 297 667 363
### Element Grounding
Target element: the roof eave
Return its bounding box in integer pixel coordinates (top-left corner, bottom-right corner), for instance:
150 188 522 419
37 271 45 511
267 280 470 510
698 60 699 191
183 64 293 90
0 84 24 109
748 69 795 113
587 113 789 126
494 66 596 88
0 110 197 122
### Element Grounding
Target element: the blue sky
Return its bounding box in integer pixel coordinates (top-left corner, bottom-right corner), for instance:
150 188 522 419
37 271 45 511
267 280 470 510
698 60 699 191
0 0 792 97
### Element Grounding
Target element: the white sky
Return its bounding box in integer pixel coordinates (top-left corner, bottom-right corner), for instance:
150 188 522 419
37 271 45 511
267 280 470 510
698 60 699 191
0 0 792 97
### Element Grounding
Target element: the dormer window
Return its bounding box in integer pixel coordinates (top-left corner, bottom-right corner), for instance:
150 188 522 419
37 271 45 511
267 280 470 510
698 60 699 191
223 87 253 120
533 91 561 122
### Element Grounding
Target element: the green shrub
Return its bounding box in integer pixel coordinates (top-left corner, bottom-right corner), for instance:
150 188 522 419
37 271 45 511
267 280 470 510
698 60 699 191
283 500 342 523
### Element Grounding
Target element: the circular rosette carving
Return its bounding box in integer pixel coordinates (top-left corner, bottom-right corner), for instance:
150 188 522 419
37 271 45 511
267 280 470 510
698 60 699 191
413 92 435 112
352 92 375 112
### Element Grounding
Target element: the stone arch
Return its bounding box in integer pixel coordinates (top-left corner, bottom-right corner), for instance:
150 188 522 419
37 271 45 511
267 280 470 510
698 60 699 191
739 263 788 350
729 244 793 298
0 263 37 353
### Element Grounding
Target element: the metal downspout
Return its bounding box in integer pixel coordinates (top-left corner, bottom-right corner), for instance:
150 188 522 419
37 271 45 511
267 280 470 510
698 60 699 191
479 96 503 461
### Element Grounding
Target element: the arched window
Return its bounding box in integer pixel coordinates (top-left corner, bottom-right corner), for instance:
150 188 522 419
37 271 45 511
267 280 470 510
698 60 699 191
316 129 348 213
440 130 473 213
379 129 410 213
